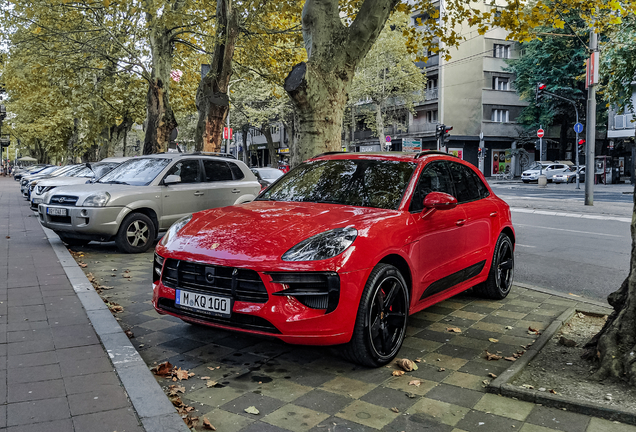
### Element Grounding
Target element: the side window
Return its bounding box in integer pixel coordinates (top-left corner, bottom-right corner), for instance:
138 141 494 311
165 159 201 183
229 163 245 180
465 167 490 199
409 161 454 212
203 160 233 182
447 162 481 203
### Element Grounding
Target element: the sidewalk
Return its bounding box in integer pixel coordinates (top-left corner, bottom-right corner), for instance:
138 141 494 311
0 176 183 432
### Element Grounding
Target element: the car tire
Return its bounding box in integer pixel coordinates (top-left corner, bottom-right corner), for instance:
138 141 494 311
474 233 514 300
342 263 409 367
59 236 90 246
115 212 156 254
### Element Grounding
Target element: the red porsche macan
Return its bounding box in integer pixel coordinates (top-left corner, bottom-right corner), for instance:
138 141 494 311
152 151 515 366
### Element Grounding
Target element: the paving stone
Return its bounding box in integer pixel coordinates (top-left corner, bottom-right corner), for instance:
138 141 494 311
456 410 523 431
7 396 71 426
185 384 245 409
59 355 114 377
264 403 331 431
525 405 591 432
336 399 399 429
360 385 419 412
293 389 354 416
67 384 132 416
64 371 123 395
309 416 377 432
8 378 67 403
413 329 456 344
473 393 534 421
443 371 488 391
425 383 484 409
6 418 74 432
586 418 636 432
320 376 376 399
7 350 58 368
7 363 62 384
407 397 470 426
256 378 313 403
71 407 144 432
198 408 255 432
221 391 287 419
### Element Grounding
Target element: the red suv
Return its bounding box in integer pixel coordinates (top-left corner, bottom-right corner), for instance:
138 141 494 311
152 151 515 366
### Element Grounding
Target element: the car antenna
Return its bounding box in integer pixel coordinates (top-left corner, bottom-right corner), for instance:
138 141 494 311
85 162 97 183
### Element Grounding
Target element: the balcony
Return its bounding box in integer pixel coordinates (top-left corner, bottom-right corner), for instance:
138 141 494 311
415 55 439 69
608 114 636 138
350 123 438 142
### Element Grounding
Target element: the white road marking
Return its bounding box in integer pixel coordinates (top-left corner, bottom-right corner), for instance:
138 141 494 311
514 223 625 238
515 244 536 248
511 207 631 223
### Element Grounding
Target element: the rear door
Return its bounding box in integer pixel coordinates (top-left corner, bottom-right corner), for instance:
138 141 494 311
201 159 244 209
411 160 468 303
160 158 204 228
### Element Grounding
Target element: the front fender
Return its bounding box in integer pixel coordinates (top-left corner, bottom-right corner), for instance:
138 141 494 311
118 200 161 226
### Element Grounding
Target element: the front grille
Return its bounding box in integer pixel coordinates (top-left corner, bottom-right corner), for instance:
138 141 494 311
49 195 79 206
161 259 268 303
157 298 280 333
49 215 72 224
269 272 340 313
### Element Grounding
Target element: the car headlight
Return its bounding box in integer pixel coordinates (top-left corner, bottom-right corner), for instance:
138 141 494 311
83 192 111 207
282 227 357 262
160 215 192 246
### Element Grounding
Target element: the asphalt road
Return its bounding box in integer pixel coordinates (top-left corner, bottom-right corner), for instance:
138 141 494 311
490 180 633 304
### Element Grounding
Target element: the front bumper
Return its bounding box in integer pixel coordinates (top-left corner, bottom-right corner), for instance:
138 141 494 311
152 254 371 346
38 203 124 240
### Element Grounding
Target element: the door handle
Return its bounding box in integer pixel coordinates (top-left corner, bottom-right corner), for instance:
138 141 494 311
490 211 498 217
456 219 466 226
232 189 241 194
194 191 204 196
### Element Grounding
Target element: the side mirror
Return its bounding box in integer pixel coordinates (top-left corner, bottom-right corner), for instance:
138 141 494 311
423 192 458 211
164 175 181 185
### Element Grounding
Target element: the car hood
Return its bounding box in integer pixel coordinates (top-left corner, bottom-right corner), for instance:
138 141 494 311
522 169 541 175
159 200 401 267
45 183 152 204
37 177 92 187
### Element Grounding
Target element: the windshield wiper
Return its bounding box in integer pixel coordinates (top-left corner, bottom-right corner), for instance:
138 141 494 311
99 180 129 185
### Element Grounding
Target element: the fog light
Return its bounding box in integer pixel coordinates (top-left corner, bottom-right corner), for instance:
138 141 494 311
80 210 88 217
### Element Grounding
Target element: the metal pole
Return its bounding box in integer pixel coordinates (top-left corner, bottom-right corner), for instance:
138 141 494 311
585 30 598 205
539 124 543 176
478 132 484 174
574 107 580 189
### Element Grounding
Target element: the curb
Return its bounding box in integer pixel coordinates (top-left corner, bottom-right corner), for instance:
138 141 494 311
487 307 636 426
41 226 189 432
514 281 610 308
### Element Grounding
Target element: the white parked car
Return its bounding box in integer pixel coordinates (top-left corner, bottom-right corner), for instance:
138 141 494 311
521 162 570 183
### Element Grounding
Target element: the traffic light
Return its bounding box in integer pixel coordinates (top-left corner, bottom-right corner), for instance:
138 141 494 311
435 124 444 139
443 126 453 140
477 148 483 157
535 83 547 102
578 139 585 154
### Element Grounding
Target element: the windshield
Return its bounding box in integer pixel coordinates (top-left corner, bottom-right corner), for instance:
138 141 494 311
51 165 83 177
34 166 58 176
98 158 171 186
76 162 120 178
527 162 545 170
257 158 416 210
255 169 284 180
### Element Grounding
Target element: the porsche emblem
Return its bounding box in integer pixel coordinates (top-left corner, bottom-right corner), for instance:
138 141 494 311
211 243 220 250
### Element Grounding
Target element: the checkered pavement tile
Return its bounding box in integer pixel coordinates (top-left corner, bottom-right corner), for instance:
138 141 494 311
67 245 630 431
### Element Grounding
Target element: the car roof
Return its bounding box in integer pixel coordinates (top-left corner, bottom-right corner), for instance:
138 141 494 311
309 151 457 164
136 152 238 161
100 156 132 163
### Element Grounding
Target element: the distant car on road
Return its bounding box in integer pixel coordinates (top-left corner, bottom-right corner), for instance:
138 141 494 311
251 167 284 190
38 153 260 252
521 162 570 183
552 166 586 184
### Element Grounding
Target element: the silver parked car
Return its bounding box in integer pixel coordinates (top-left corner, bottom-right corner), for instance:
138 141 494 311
38 153 261 253
521 162 570 183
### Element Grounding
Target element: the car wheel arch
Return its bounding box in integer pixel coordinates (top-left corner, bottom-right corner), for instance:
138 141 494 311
501 226 515 246
377 254 413 301
120 206 159 233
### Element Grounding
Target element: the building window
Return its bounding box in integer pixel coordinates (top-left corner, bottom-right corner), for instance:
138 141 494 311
491 109 509 122
493 44 510 59
493 77 509 91
427 79 437 90
426 110 438 123
412 13 428 26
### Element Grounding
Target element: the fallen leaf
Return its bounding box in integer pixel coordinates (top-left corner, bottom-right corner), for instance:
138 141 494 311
488 373 497 378
206 380 218 388
485 351 502 361
168 385 186 396
396 358 416 371
521 384 534 389
488 338 499 343
151 361 174 376
482 379 490 385
446 327 462 333
79 263 87 268
392 370 405 377
124 330 134 338
438 367 445 372
405 392 417 398
505 326 513 330
549 389 557 394
504 356 517 362
201 376 211 380
183 416 199 428
5 236 9 239
390 407 399 413
175 368 189 380
170 396 183 407
244 406 260 415
202 418 216 430
408 379 421 387
415 358 422 363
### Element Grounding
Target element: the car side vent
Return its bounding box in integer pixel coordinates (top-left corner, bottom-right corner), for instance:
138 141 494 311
269 272 340 313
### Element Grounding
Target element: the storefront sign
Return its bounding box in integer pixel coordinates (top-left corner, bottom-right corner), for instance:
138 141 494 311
403 139 422 153
448 148 464 160
359 145 377 152
278 147 290 154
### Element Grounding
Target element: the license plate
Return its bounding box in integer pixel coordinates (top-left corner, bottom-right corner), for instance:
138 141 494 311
46 207 67 216
175 289 232 317
32 198 42 204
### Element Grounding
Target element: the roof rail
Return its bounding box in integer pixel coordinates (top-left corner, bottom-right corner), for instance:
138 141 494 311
189 151 237 159
312 151 346 158
414 150 456 159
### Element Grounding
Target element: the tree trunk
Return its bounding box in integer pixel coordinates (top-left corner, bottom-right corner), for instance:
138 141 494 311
195 0 239 152
376 103 385 147
262 126 277 167
559 116 568 160
583 185 636 384
284 0 398 161
143 20 177 155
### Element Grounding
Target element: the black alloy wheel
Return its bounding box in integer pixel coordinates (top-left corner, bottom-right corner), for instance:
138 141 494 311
475 233 514 300
343 263 409 367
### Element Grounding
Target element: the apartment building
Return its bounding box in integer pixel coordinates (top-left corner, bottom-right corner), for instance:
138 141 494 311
350 2 530 176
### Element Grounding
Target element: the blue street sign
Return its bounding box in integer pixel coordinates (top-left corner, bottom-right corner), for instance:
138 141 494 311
574 122 583 133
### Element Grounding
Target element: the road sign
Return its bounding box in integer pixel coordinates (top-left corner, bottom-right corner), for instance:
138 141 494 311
537 128 544 138
385 135 391 142
402 139 421 153
574 123 583 134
